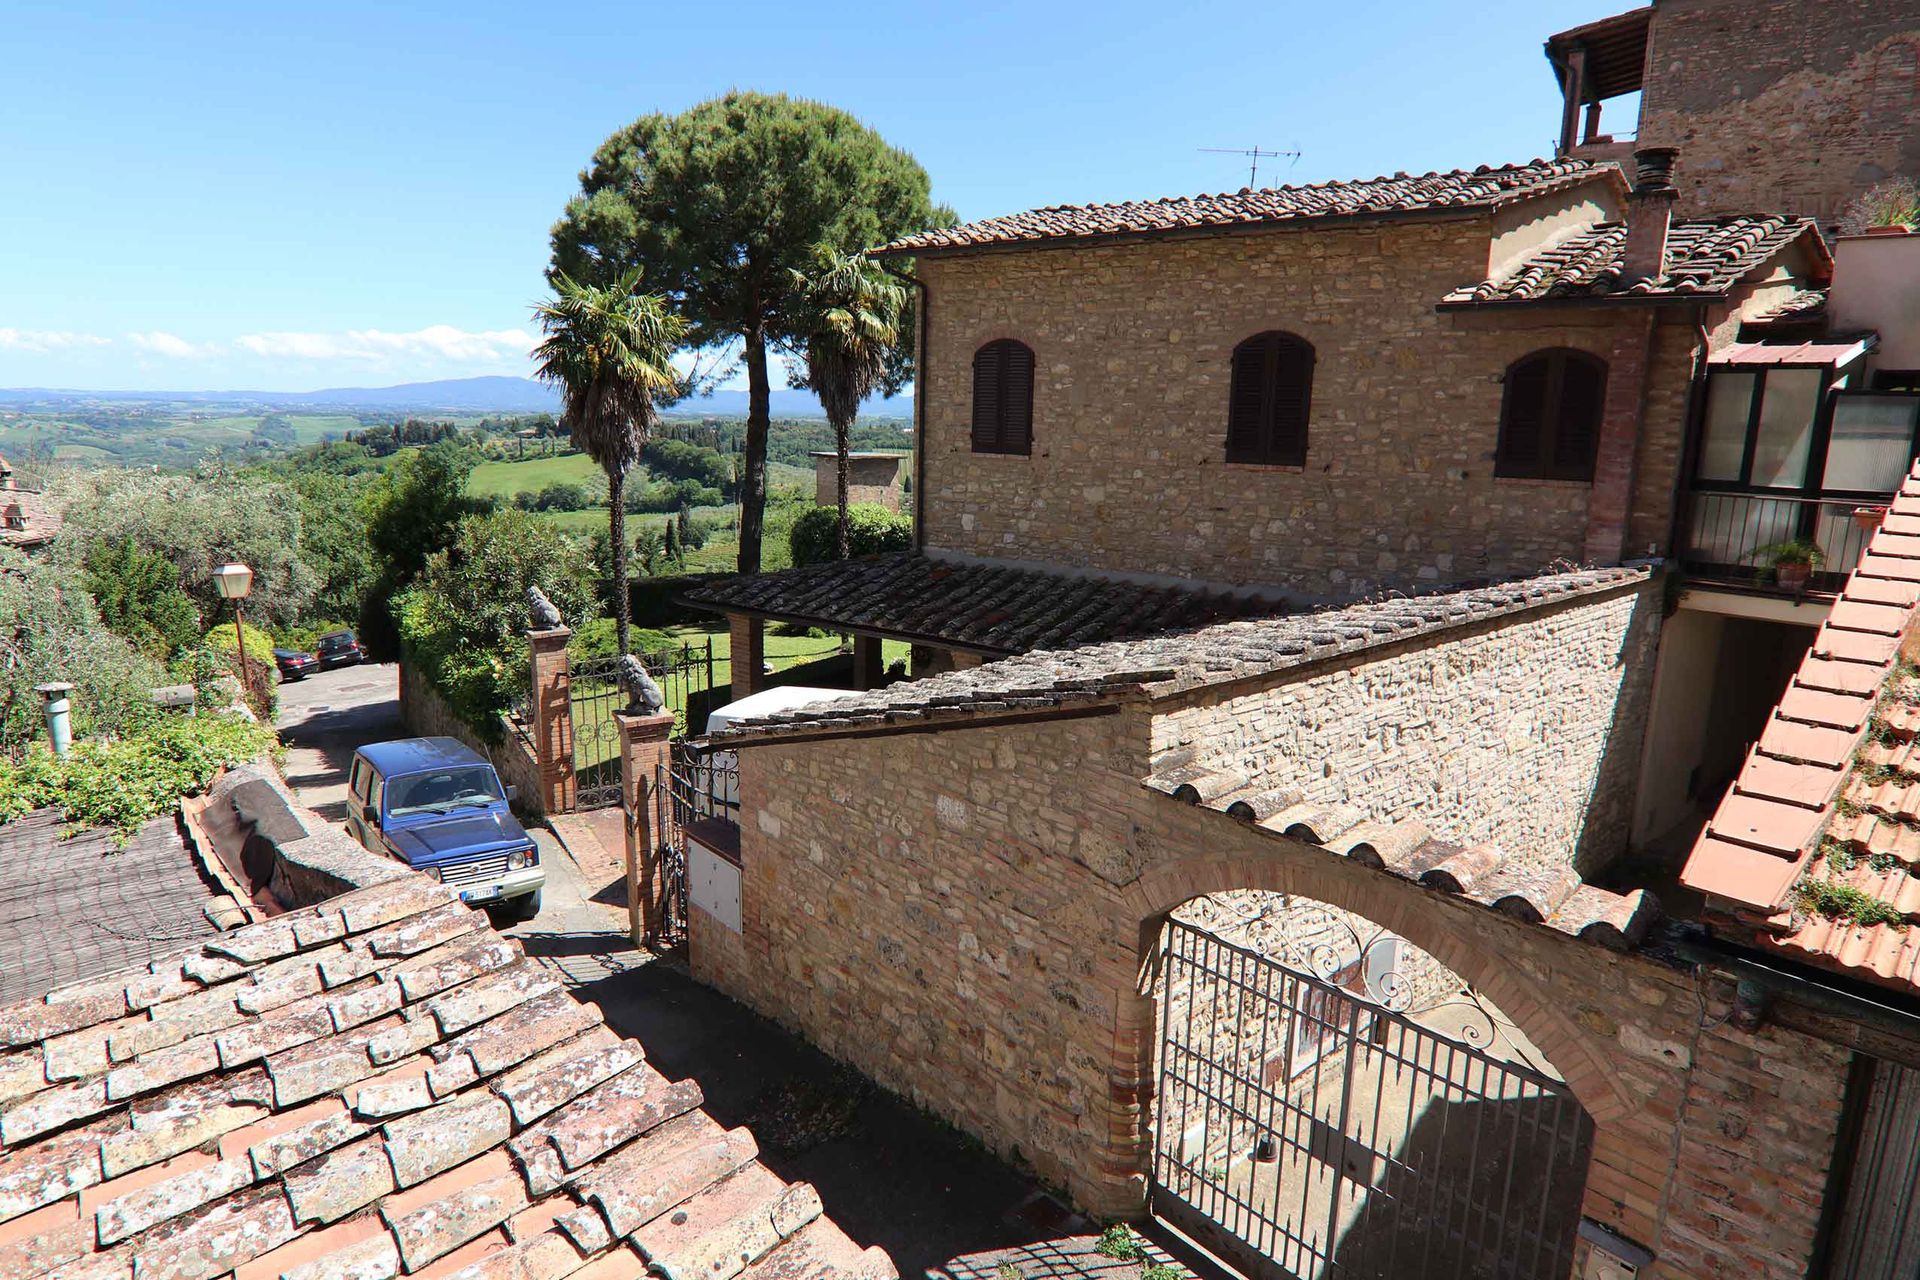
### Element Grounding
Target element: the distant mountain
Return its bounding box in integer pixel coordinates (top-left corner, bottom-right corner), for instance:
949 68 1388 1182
663 387 913 419
0 376 912 419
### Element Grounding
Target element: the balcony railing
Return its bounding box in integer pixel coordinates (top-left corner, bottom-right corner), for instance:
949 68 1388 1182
1680 490 1889 595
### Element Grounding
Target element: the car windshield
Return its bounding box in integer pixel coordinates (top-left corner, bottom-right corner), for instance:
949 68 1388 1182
320 633 353 649
384 766 503 817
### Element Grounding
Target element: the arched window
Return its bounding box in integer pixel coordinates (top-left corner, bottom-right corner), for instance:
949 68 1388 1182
1495 349 1608 481
971 339 1034 455
1225 331 1314 467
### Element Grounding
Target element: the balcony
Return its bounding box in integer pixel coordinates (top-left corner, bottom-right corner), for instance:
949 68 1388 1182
1679 491 1888 596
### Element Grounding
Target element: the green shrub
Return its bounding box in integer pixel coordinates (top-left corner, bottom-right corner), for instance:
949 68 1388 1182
0 547 164 746
202 620 278 660
83 536 202 659
0 712 277 839
787 503 912 567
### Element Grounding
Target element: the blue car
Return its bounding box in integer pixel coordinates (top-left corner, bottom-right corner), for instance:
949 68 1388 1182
344 737 543 920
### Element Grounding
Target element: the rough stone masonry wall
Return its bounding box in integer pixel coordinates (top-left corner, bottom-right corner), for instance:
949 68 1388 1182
396 658 545 819
1152 579 1660 876
916 221 1697 601
692 589 1850 1278
1638 0 1920 225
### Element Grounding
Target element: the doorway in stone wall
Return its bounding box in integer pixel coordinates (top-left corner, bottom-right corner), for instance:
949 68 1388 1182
1151 896 1593 1280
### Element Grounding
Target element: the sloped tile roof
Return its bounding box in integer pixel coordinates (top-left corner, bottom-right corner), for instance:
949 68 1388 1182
684 552 1283 655
0 487 59 550
1142 765 1658 952
701 563 1650 746
0 876 892 1280
1440 215 1822 306
872 158 1621 256
0 810 221 1008
1680 462 1920 992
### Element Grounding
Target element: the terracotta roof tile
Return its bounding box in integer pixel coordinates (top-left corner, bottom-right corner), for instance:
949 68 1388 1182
0 871 891 1280
1441 215 1822 306
705 563 1648 747
873 158 1617 256
1682 459 1920 997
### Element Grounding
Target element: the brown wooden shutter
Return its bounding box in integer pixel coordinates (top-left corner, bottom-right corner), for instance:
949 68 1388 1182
971 340 1034 455
1552 354 1607 478
1226 331 1314 465
972 344 1004 452
1269 336 1313 467
1497 356 1553 475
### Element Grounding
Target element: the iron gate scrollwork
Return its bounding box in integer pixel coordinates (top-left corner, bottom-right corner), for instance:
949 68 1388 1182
567 653 628 811
1153 916 1593 1280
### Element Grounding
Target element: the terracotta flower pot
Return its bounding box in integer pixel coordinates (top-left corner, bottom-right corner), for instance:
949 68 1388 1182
1777 562 1813 592
1855 505 1889 533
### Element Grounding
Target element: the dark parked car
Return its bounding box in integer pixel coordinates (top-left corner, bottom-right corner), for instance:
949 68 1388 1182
273 648 319 681
315 630 365 669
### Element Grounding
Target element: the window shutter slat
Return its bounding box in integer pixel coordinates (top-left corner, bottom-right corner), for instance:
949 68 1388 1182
1226 331 1313 465
1553 356 1607 475
1498 358 1552 470
972 339 1033 456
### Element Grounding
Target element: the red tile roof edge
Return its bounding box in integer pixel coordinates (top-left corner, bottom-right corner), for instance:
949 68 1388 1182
1680 461 1920 929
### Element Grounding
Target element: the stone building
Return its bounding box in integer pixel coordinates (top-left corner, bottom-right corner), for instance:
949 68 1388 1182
1549 0 1920 226
809 451 906 513
661 10 1920 1277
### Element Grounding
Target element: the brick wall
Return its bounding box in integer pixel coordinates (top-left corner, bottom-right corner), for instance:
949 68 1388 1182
1638 0 1920 224
916 220 1699 600
1151 580 1661 875
692 585 1854 1278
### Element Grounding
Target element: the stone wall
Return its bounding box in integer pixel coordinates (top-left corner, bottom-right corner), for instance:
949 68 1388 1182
692 584 1854 1279
1152 578 1661 876
812 453 905 512
916 220 1700 601
396 659 545 821
1637 0 1920 225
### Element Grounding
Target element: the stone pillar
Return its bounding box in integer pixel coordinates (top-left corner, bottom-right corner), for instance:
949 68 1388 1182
1583 309 1656 566
729 613 765 698
527 626 575 815
615 710 676 946
853 635 885 690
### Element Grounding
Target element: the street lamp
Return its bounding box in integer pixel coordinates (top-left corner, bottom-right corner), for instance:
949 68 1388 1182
212 562 254 691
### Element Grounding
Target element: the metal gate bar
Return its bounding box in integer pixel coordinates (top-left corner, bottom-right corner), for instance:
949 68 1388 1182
1152 917 1593 1280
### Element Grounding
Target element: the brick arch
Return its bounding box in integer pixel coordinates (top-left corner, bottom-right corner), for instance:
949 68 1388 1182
1118 851 1634 1124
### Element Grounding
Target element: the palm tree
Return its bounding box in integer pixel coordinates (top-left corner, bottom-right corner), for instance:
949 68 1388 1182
791 250 908 559
533 269 685 653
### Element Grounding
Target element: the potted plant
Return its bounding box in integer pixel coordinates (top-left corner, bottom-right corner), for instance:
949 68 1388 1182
1754 538 1825 592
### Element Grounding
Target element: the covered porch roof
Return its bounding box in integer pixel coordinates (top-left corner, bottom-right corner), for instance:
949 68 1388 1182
681 551 1284 657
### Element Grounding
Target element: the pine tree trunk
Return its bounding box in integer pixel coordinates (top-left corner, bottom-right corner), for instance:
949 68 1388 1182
835 412 851 560
609 469 630 655
738 331 771 574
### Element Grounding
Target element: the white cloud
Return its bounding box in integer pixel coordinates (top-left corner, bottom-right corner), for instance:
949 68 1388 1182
233 325 534 365
128 331 206 358
0 328 110 353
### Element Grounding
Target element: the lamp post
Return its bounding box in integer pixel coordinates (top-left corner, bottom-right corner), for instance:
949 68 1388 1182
212 562 255 696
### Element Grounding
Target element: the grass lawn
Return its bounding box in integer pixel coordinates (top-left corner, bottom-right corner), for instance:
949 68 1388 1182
469 452 605 499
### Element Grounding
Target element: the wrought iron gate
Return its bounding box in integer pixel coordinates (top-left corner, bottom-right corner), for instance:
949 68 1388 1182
1153 917 1592 1280
567 654 626 810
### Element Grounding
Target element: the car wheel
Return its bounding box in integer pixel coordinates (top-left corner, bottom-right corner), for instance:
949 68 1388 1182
512 891 542 922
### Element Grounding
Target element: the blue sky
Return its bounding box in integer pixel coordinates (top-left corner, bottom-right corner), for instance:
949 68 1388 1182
0 0 1616 393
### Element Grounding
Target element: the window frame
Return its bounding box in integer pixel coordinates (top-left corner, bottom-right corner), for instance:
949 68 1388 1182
1223 330 1314 468
1492 348 1609 483
1692 363 1851 496
970 338 1035 457
1819 390 1920 498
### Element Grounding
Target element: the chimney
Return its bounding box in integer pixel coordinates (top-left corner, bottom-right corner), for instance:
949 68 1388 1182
1622 146 1679 280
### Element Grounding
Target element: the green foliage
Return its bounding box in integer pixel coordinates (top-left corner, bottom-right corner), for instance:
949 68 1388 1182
514 481 597 513
788 503 911 567
551 90 949 573
1141 1265 1181 1280
1841 178 1920 235
202 619 277 659
0 547 165 746
1752 538 1824 569
397 509 600 732
82 536 202 659
1796 877 1907 929
365 440 491 588
51 463 317 627
0 712 277 839
642 438 732 493
1094 1225 1143 1260
287 469 377 622
625 477 724 513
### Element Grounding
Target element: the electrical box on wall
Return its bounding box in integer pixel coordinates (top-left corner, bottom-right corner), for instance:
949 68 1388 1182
688 838 742 933
1578 1218 1652 1280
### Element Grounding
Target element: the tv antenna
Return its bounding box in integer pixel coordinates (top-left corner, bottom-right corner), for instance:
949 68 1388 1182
1199 146 1301 187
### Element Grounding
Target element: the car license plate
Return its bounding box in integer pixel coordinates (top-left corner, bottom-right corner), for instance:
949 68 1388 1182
460 886 501 904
